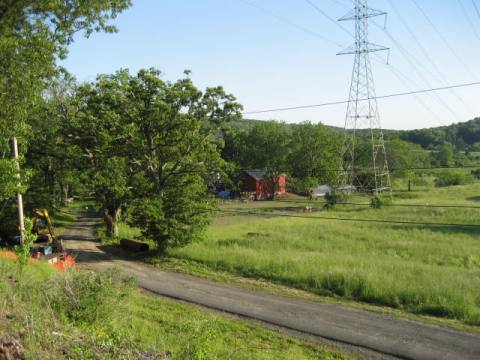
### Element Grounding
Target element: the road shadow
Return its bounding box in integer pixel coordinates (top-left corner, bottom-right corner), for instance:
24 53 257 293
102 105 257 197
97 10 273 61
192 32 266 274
69 248 113 263
97 244 159 262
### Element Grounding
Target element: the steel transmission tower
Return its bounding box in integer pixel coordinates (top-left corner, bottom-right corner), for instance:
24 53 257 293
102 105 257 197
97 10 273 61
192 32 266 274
336 0 391 196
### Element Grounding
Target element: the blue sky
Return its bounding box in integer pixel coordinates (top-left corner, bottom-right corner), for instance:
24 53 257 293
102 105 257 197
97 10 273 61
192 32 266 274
60 0 480 130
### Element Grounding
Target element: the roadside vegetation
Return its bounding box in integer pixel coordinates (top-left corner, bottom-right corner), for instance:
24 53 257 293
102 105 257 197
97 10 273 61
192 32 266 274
0 256 347 360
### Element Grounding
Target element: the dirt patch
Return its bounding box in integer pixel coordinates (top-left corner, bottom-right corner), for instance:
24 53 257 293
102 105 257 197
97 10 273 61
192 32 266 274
275 192 307 200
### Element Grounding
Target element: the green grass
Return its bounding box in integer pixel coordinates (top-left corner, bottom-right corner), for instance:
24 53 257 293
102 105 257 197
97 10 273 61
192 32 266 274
51 209 77 234
0 256 347 360
166 183 480 326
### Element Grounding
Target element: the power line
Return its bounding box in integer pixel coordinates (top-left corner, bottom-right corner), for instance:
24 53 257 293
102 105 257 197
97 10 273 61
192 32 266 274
275 200 480 210
331 0 451 126
457 0 480 42
215 208 480 228
336 202 480 209
473 0 480 19
304 0 353 37
274 199 480 210
317 164 480 173
410 0 478 80
239 0 474 126
237 0 343 47
380 61 444 126
387 0 474 116
238 0 466 126
371 22 460 124
320 0 459 126
242 80 480 114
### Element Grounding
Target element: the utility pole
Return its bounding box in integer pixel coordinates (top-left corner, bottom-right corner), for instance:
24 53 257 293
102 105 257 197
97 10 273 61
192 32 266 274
336 0 391 196
12 137 25 243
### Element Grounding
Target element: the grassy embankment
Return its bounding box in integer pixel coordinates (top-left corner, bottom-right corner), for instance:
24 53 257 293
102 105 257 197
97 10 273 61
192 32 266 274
141 181 480 327
0 255 347 359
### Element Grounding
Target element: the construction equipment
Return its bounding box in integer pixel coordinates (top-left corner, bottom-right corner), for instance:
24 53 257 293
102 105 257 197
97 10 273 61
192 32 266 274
0 208 73 270
31 208 65 253
32 208 56 242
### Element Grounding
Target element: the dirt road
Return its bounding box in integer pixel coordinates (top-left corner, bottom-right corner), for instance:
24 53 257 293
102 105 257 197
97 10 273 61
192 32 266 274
63 215 480 360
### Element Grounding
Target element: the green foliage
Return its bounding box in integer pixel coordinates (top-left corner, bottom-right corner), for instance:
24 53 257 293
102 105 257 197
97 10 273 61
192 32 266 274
471 168 480 179
287 176 319 195
230 120 291 174
13 218 37 266
0 159 19 201
132 175 213 254
0 0 132 167
0 257 346 359
69 68 242 249
288 122 341 185
434 171 474 187
48 269 134 325
370 195 392 209
25 70 85 209
435 143 455 167
386 139 431 190
324 191 348 208
223 121 341 189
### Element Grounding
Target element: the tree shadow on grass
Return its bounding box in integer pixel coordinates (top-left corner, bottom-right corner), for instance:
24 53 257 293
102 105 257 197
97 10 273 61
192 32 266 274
466 196 480 202
387 223 480 237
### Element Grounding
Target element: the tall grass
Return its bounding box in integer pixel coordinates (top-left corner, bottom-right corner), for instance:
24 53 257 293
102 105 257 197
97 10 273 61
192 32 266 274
171 183 480 325
0 256 345 359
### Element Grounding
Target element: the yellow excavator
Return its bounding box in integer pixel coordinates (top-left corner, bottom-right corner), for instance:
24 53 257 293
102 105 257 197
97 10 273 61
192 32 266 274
31 208 64 253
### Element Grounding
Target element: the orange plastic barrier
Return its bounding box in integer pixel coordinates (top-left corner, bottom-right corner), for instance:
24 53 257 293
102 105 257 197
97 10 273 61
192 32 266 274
0 251 18 261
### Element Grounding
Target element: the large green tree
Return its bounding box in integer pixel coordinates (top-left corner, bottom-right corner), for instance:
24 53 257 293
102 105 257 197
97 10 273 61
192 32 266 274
288 122 341 191
70 68 242 246
386 139 431 191
0 0 131 214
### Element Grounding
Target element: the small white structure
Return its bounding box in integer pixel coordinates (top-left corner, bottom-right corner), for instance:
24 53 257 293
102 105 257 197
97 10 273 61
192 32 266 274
311 185 332 199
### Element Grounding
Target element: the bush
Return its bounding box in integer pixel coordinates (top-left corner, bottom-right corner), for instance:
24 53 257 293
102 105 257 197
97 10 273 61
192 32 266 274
324 191 348 208
471 168 480 179
48 269 134 325
370 195 393 209
286 176 318 195
434 171 474 187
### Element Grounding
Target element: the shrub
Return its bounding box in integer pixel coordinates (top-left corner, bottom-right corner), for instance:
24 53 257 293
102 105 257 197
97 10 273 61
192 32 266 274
370 195 393 209
471 168 480 179
48 269 134 325
324 191 348 208
287 177 319 195
434 171 474 187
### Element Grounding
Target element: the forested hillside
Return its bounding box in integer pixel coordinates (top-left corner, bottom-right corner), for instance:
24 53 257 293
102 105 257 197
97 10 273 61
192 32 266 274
240 117 480 151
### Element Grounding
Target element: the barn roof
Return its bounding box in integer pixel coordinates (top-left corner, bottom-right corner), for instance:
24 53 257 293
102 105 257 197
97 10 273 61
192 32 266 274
244 169 286 180
244 169 266 180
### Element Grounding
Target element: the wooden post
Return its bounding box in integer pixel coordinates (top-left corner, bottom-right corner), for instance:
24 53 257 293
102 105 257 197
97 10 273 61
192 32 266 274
12 137 25 243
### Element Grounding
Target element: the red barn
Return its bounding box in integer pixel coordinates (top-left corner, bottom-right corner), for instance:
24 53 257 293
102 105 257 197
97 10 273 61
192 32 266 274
241 169 286 200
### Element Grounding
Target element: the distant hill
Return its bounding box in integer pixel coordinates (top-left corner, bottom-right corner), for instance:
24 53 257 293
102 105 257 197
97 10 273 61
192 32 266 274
237 117 480 150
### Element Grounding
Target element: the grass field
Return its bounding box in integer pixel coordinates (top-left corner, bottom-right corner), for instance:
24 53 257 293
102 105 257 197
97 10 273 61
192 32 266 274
0 256 347 359
166 182 480 326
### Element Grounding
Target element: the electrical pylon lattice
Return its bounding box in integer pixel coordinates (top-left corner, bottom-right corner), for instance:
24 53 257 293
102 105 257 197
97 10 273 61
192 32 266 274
337 0 392 196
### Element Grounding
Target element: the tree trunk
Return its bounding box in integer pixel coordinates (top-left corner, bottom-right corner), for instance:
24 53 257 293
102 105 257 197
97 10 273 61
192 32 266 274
270 177 277 200
60 183 69 206
408 179 411 192
104 207 121 238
